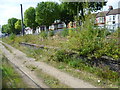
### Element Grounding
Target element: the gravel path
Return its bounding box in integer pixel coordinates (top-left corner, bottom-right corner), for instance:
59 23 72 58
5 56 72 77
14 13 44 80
0 41 96 88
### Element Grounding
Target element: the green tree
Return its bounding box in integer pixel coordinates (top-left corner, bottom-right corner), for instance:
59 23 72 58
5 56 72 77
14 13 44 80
8 18 18 34
24 7 37 30
2 24 10 34
36 2 60 28
15 20 22 34
59 1 107 21
59 3 74 25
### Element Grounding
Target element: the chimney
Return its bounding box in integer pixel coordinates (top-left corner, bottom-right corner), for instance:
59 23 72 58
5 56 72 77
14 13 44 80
108 6 113 11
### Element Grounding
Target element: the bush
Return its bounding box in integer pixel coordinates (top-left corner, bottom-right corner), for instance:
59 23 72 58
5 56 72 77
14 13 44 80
49 31 54 37
61 28 69 37
9 33 16 40
53 50 119 81
40 31 48 39
67 22 119 59
53 50 69 62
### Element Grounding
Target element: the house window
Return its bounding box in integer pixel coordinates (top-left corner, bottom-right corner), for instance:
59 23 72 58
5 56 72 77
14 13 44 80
113 16 115 20
102 17 104 23
109 16 111 21
99 17 103 23
113 21 115 24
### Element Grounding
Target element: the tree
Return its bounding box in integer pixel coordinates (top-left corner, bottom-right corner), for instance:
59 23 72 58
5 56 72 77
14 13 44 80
36 2 60 28
15 20 22 34
2 24 10 34
59 3 74 25
8 18 18 34
24 7 37 30
59 1 107 21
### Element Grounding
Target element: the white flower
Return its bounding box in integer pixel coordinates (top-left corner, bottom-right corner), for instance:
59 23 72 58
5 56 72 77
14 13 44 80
98 80 100 83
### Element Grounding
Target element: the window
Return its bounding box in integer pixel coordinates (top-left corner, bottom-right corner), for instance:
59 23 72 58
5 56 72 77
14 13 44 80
113 16 115 20
113 21 115 24
99 17 103 23
109 16 111 21
102 17 104 23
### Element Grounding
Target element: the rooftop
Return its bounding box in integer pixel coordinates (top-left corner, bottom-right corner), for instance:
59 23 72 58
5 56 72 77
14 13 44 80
96 8 120 17
107 8 120 15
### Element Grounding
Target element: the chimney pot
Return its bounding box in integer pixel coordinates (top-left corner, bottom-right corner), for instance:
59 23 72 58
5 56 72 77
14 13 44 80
108 6 113 10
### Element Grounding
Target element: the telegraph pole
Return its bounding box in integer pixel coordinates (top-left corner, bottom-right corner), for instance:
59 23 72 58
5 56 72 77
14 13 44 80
20 4 24 36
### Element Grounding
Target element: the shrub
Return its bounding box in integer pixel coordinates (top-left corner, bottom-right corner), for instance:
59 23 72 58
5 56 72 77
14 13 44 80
61 28 69 37
53 50 69 62
9 33 16 40
67 19 119 59
49 31 54 37
40 31 48 39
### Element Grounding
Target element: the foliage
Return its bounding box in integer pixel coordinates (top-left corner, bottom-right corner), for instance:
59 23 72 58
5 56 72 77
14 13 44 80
24 7 38 30
2 56 28 88
53 50 69 62
36 2 60 27
48 31 54 37
40 31 48 39
66 14 119 60
36 69 69 88
52 49 119 81
2 24 10 34
60 2 107 20
8 18 20 34
9 33 16 40
2 18 21 34
61 28 69 37
15 19 22 34
59 3 74 25
2 28 119 87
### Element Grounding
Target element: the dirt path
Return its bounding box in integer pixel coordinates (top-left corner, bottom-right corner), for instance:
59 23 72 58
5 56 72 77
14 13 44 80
0 41 97 88
7 60 41 88
0 42 49 88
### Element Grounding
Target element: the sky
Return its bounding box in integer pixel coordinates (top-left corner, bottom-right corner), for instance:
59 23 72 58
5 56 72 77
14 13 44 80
0 0 119 26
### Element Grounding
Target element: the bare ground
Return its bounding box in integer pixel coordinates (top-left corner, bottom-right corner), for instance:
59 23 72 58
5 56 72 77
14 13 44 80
0 41 97 88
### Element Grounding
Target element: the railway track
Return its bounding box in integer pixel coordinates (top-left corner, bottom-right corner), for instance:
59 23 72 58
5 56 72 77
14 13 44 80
20 42 119 72
5 57 43 89
0 42 48 89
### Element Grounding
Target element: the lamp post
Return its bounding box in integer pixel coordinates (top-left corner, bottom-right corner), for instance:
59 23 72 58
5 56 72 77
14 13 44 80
20 4 24 36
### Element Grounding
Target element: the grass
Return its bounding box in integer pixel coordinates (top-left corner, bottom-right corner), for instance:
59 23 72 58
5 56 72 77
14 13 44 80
5 44 119 88
26 64 38 71
1 27 119 88
1 43 12 53
1 44 69 88
1 55 29 88
46 60 119 88
25 64 69 88
35 68 70 88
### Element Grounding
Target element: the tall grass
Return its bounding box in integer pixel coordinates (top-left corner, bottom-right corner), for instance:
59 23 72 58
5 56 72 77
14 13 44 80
52 50 119 82
2 56 28 88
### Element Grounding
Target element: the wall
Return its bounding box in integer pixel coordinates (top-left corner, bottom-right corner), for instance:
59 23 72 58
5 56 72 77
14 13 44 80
106 14 120 31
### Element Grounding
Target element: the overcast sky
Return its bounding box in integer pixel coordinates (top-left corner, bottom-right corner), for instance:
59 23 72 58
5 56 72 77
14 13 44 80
0 0 119 26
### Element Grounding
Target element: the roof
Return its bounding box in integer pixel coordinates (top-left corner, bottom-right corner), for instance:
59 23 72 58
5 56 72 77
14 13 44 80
96 8 120 17
96 11 109 17
107 8 120 15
